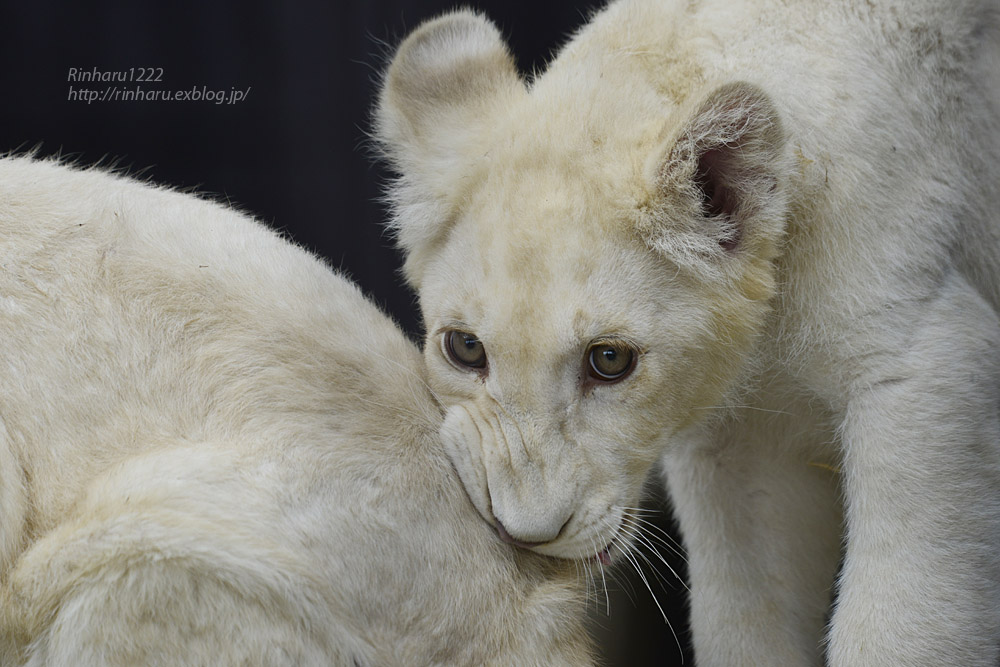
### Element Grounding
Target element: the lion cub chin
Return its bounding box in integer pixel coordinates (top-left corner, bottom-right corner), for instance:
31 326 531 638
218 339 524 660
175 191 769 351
377 2 1000 665
0 156 592 667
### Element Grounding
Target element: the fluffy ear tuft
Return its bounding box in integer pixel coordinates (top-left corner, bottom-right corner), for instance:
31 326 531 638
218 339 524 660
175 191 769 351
640 82 788 279
374 11 524 285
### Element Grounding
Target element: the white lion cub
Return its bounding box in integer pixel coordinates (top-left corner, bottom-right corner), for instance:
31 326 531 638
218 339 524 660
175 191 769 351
376 1 1000 664
0 156 593 666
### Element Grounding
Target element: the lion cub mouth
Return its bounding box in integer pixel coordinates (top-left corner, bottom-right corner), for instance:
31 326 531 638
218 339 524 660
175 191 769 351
494 518 546 549
594 516 629 566
494 515 626 566
596 546 613 566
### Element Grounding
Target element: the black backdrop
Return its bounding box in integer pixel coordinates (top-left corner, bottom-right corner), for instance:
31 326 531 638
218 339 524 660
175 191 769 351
1 1 691 664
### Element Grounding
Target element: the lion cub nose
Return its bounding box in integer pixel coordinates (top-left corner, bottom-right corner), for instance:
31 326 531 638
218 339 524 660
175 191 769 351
494 515 570 548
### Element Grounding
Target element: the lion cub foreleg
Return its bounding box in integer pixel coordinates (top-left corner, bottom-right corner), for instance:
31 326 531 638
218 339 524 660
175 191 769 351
663 404 842 667
827 275 1000 666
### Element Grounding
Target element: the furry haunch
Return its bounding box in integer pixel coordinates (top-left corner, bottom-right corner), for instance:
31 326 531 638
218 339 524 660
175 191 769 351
376 1 1000 664
0 156 593 666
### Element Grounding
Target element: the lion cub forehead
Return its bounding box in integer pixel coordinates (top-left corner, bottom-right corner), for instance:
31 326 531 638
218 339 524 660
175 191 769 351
456 184 617 287
433 210 663 343
463 86 663 213
463 149 643 242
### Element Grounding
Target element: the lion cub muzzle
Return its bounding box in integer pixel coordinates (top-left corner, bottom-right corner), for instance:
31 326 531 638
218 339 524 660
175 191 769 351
439 401 584 549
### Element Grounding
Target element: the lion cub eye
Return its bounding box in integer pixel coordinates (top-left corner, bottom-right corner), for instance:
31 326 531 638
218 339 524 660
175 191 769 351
444 330 487 371
586 341 636 383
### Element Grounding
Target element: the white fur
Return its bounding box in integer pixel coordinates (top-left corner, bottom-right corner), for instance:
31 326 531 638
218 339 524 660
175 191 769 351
376 1 1000 664
0 156 593 666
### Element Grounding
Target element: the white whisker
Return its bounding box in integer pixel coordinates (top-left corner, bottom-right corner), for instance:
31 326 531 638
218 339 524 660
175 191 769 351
605 564 639 605
691 404 795 416
628 528 689 592
571 558 590 612
618 508 688 559
591 536 611 615
582 545 597 614
623 514 688 562
612 532 685 663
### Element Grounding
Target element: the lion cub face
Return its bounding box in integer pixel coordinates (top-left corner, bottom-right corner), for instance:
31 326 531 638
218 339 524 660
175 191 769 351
377 11 788 561
419 180 719 561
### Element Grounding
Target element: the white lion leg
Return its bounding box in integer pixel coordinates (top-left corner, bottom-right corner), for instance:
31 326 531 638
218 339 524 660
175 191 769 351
827 273 1000 666
663 400 843 667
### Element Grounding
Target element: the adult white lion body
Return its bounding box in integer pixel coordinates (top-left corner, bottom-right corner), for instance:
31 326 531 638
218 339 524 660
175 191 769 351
376 0 1000 664
0 157 592 666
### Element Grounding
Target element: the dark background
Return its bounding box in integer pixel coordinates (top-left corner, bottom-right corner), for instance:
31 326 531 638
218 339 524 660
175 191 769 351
1 1 690 663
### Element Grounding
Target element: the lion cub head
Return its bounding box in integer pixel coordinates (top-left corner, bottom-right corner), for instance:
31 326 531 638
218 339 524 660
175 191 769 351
376 10 789 562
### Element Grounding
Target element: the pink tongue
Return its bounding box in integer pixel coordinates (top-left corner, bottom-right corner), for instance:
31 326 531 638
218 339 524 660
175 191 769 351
596 548 612 566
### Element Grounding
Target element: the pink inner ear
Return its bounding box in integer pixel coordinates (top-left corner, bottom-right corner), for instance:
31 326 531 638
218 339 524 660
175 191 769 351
695 146 741 251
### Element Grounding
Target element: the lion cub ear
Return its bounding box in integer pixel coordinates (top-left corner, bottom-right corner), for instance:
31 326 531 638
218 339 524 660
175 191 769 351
640 82 788 278
375 11 524 285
